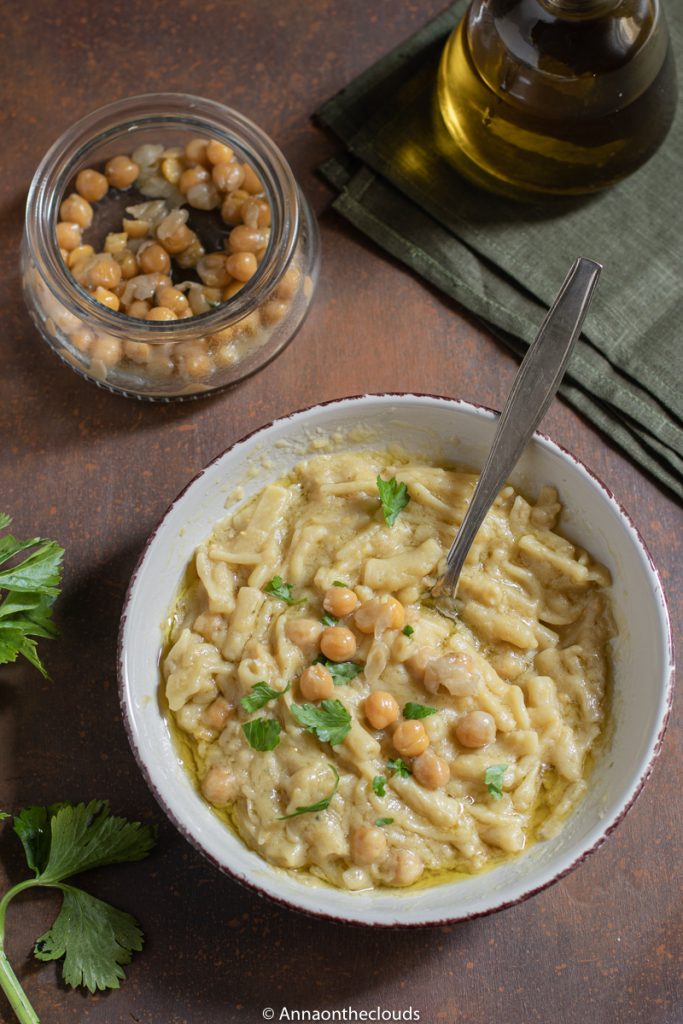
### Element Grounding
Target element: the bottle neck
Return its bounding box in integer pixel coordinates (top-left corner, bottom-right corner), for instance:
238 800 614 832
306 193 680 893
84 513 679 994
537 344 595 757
539 0 622 16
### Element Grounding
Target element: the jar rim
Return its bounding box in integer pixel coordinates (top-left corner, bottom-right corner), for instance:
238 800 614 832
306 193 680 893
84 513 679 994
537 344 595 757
24 92 301 344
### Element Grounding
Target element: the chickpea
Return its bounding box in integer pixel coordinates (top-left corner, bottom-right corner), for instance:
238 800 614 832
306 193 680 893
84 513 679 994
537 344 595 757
350 826 388 866
206 139 234 165
127 299 151 319
156 285 190 316
75 168 109 202
87 254 122 290
123 340 152 363
187 182 220 210
228 224 264 254
123 218 150 239
55 221 82 252
146 306 178 321
180 350 212 378
226 251 257 282
413 749 450 790
355 596 405 635
92 286 120 311
275 265 300 301
179 164 210 194
200 765 239 806
161 156 183 185
299 663 334 701
384 849 423 887
285 618 323 651
212 160 245 193
261 300 288 325
392 719 430 758
241 163 262 193
242 197 271 229
223 280 244 301
104 154 139 189
67 244 94 269
202 696 233 731
161 222 194 254
70 326 94 353
455 710 496 749
184 138 209 165
320 626 357 662
116 250 138 280
60 193 93 230
196 252 230 288
221 189 249 225
138 244 171 275
90 334 122 366
364 691 399 730
405 646 440 681
424 653 481 697
323 586 359 618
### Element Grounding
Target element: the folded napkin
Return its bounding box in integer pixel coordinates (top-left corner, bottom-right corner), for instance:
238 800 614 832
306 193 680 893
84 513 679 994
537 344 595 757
316 0 683 499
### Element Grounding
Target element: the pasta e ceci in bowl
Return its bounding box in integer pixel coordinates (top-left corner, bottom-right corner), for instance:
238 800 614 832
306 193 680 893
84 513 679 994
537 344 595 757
118 395 673 926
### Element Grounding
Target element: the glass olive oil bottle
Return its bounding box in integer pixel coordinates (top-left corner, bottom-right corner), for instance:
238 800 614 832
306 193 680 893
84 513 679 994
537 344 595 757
437 0 677 197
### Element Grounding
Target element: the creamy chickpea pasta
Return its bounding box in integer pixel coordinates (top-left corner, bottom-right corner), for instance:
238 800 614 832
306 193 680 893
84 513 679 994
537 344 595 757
163 449 614 891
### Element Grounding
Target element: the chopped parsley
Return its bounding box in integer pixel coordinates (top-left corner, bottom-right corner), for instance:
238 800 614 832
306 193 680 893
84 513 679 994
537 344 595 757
332 580 348 588
402 625 414 637
375 817 394 827
321 613 338 627
485 764 508 800
290 700 351 746
313 656 362 685
263 576 305 605
278 764 340 820
376 476 409 527
240 681 289 714
403 702 437 720
387 758 412 778
242 718 281 751
372 775 387 797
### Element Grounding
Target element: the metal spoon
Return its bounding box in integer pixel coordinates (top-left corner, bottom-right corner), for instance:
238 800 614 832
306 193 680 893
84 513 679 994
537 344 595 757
432 256 602 619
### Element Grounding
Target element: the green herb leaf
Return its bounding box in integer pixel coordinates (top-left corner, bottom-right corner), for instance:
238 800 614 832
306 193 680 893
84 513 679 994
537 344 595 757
402 625 414 637
375 817 394 827
485 764 508 800
0 516 63 677
313 656 362 686
290 700 351 746
376 476 409 527
0 811 10 821
278 764 340 819
263 576 305 605
321 613 338 627
372 776 387 797
387 758 412 778
242 718 281 751
34 886 144 993
240 681 289 714
403 701 437 720
332 580 347 588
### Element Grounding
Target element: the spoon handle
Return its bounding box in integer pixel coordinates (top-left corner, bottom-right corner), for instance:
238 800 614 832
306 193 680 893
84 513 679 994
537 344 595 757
436 256 602 596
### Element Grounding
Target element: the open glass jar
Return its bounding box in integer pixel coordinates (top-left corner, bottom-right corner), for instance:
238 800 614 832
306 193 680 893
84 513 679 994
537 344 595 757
22 93 319 400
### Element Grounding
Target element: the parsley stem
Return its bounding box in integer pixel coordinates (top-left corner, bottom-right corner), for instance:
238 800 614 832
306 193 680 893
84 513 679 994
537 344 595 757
0 881 44 1024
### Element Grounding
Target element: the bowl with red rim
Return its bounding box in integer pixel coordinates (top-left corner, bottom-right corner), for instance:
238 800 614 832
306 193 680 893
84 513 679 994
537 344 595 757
118 393 674 926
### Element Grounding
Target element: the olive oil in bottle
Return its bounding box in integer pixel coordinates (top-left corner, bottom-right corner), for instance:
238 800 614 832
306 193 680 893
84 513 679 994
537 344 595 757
437 0 677 198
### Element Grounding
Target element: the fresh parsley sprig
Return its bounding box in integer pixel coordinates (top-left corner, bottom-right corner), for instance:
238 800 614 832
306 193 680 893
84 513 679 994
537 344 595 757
278 764 340 820
485 764 508 800
263 576 305 605
0 514 64 679
375 817 394 827
403 702 437 720
372 776 387 797
387 758 412 778
376 476 409 527
312 656 362 686
242 718 281 751
0 802 155 1024
240 681 290 714
290 700 352 746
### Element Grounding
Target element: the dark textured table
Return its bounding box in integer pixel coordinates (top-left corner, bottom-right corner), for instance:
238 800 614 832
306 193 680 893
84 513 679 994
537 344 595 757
1 3 681 1023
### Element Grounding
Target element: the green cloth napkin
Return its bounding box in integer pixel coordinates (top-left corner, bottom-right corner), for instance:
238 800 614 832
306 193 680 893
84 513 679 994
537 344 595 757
316 1 683 500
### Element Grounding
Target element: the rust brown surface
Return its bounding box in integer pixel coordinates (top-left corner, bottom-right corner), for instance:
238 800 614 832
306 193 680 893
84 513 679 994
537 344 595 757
0 2 681 1022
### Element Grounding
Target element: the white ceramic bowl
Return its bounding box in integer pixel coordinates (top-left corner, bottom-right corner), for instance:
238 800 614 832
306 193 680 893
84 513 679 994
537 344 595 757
118 394 674 926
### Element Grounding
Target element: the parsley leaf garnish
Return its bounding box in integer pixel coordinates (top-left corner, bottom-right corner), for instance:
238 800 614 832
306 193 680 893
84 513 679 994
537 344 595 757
372 775 387 797
290 700 351 746
263 576 305 605
332 580 347 587
403 702 437 720
375 817 394 827
402 624 414 637
0 514 64 678
313 656 362 685
240 681 289 714
321 613 338 627
0 801 155 1013
376 476 409 527
485 764 508 800
278 764 340 819
242 718 281 751
387 758 412 778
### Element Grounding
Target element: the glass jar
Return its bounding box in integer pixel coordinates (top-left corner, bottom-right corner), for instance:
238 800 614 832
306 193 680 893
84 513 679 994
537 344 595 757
437 0 677 198
22 93 319 400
